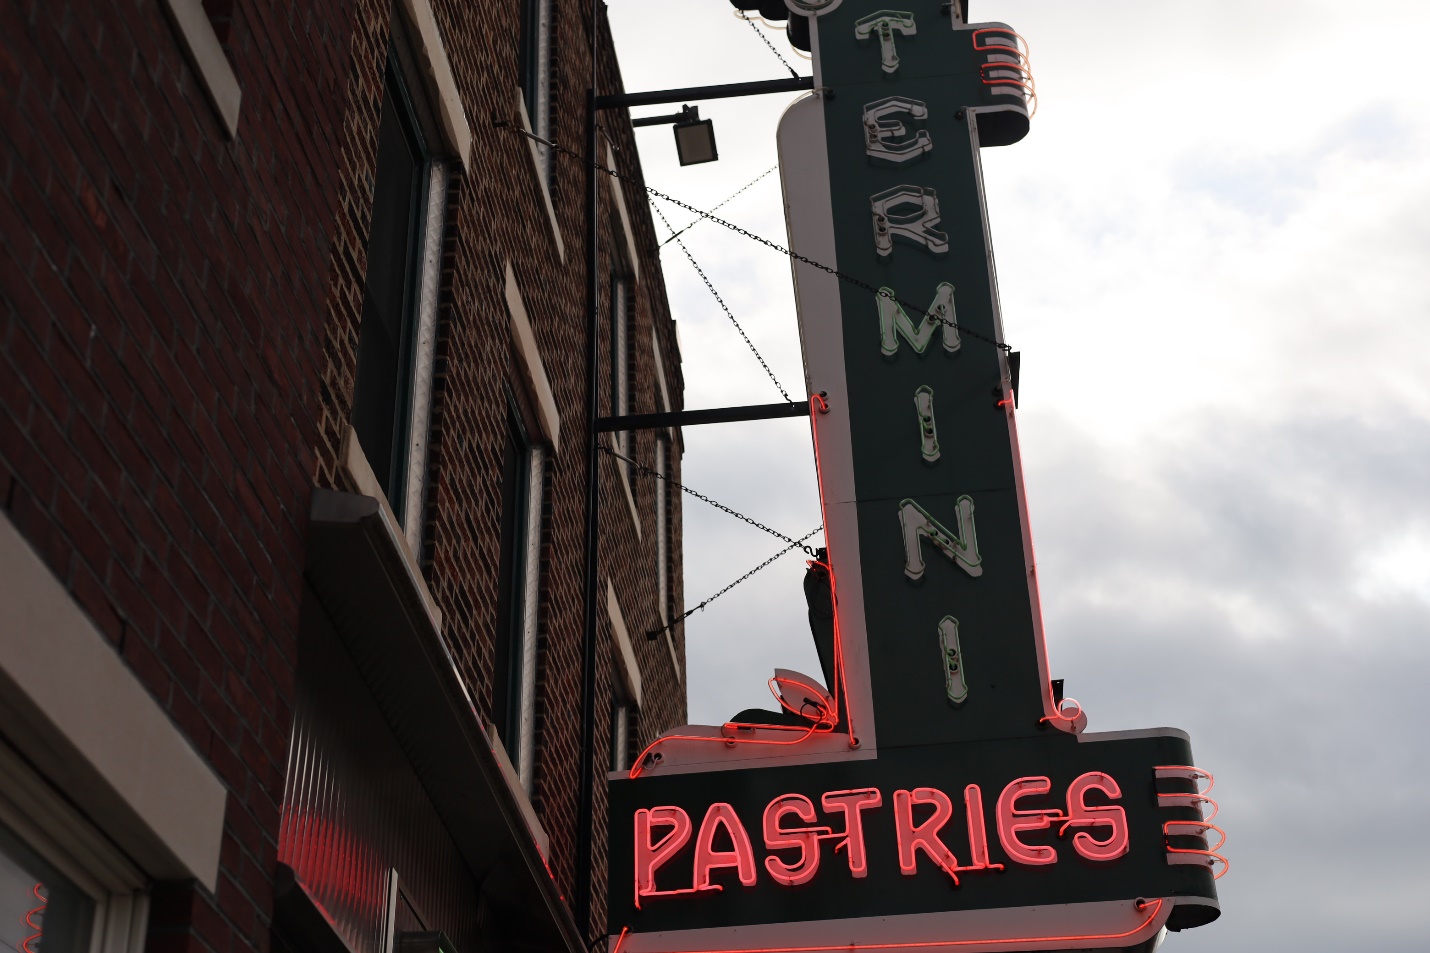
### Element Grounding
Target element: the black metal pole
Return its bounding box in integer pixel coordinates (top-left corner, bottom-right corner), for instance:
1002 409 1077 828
575 0 602 943
595 75 813 110
596 401 807 432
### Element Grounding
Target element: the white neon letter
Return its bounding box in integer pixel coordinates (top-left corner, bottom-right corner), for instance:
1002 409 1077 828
863 97 933 164
939 615 967 704
854 12 917 73
878 283 959 357
871 186 948 259
915 385 940 463
900 496 982 580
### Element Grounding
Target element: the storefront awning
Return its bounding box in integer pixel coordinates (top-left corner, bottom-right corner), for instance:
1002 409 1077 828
303 489 582 953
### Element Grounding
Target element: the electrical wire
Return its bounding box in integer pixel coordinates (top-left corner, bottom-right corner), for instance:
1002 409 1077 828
498 123 1012 354
659 164 778 246
599 442 818 556
737 10 800 79
646 525 823 640
648 199 793 403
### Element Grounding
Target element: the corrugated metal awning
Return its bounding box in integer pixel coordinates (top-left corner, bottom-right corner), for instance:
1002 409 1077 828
303 489 582 953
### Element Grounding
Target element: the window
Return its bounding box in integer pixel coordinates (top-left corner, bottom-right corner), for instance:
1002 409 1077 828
610 693 636 774
352 40 450 552
654 434 671 626
0 743 149 953
0 822 94 953
520 0 553 183
610 274 632 453
610 272 636 497
609 274 641 533
492 400 546 791
199 0 236 49
159 0 242 137
606 583 642 774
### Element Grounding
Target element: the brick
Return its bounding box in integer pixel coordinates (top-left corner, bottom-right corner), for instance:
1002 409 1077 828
68 554 125 648
120 623 172 705
2 3 687 948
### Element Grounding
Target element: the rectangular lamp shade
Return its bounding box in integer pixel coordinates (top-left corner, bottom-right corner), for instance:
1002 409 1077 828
674 119 718 165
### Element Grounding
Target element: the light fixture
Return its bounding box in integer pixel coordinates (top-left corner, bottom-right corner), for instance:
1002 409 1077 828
632 104 719 166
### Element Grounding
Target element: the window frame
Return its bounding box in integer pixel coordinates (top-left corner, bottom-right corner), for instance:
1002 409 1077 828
492 392 547 792
609 692 637 774
160 0 242 136
605 583 643 775
609 272 642 536
354 50 432 501
519 0 553 185
0 742 149 953
610 272 633 453
654 432 671 627
351 31 453 558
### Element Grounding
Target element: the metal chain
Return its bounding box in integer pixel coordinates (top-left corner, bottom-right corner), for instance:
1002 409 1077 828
660 164 778 246
648 199 794 403
501 123 1012 354
737 11 800 79
647 525 823 640
600 442 818 556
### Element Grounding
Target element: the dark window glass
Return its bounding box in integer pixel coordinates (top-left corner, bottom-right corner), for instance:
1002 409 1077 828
519 0 542 114
610 275 631 457
655 434 670 624
0 821 94 953
610 697 637 773
352 56 430 512
519 0 552 181
492 406 531 757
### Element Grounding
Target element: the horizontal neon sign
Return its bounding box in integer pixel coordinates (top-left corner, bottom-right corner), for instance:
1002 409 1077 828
634 772 1129 907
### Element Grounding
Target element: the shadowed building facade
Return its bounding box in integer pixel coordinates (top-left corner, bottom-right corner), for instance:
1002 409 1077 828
0 3 684 953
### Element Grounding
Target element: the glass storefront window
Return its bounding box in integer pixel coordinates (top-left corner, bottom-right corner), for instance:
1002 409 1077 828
0 821 94 953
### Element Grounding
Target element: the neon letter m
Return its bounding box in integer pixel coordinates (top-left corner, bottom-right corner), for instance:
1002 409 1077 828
878 283 960 357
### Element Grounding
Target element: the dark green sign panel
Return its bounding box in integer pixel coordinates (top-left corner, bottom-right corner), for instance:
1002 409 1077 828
607 4 1223 952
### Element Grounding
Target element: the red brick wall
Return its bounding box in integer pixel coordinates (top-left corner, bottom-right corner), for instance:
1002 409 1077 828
1 0 684 949
309 0 688 935
1 1 360 951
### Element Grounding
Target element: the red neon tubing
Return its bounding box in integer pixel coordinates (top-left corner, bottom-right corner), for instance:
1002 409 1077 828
626 396 860 778
1156 791 1219 822
1039 697 1083 726
768 675 836 727
628 723 827 779
616 898 1165 953
22 883 46 953
1154 765 1215 791
1165 820 1226 853
808 394 859 746
972 28 1032 57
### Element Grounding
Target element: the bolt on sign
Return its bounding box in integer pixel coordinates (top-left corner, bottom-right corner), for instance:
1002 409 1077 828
607 3 1224 952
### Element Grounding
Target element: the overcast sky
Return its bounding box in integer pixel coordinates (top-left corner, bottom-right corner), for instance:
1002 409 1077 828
605 3 1430 950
